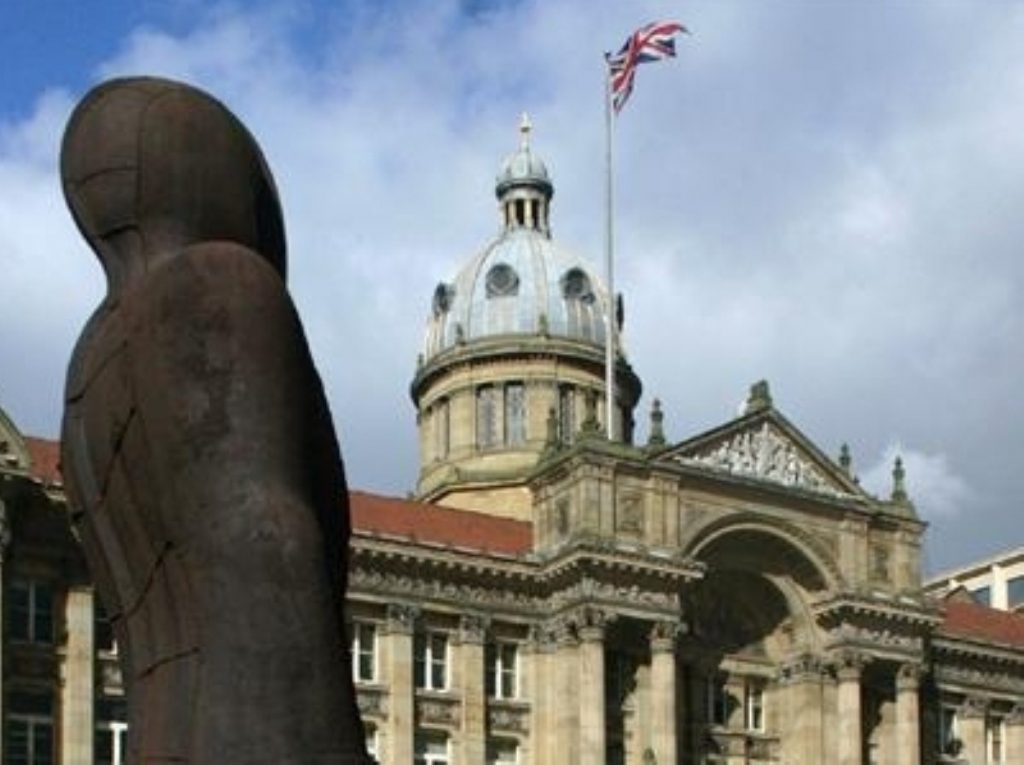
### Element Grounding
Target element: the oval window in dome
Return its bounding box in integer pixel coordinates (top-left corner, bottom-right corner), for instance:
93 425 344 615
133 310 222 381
562 268 593 303
485 263 519 298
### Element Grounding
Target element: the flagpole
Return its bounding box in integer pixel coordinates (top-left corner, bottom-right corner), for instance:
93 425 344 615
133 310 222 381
603 55 617 442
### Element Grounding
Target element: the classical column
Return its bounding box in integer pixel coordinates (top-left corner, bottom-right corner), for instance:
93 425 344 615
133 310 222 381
60 586 95 765
780 654 826 764
894 664 921 765
383 603 419 764
836 651 867 765
457 614 488 764
958 696 987 765
1006 704 1024 765
649 621 680 765
578 607 610 765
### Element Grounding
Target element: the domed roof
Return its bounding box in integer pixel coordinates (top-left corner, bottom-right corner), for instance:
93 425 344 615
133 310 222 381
424 229 608 360
422 116 609 362
495 114 553 198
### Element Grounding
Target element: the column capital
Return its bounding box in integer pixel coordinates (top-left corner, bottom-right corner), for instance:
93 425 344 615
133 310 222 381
833 649 870 682
1007 703 1024 725
779 652 827 685
895 662 924 692
575 605 614 643
384 603 420 635
526 621 559 653
650 619 684 654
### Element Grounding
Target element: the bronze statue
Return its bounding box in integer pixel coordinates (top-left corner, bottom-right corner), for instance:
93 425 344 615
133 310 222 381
60 77 369 763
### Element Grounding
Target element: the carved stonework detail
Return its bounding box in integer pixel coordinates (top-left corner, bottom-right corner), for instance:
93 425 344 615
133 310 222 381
458 613 490 645
673 422 849 497
827 622 923 653
527 622 559 653
934 663 1024 695
616 493 643 534
833 649 870 681
549 578 679 612
1008 704 1024 724
356 688 388 718
960 695 989 719
416 696 460 726
779 653 826 685
351 569 537 612
487 702 530 733
575 604 614 641
385 603 420 634
650 620 684 653
896 662 924 692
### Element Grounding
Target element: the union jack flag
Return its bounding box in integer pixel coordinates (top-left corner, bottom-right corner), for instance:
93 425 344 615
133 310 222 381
607 20 688 113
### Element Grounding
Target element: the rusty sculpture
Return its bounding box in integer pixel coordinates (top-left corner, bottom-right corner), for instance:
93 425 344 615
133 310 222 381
60 77 369 763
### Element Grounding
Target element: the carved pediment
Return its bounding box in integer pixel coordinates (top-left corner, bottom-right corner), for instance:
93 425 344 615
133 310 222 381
0 406 30 472
660 414 861 500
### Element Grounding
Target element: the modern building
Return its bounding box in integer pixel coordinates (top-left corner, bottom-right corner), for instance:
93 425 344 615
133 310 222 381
924 548 1024 613
2 121 1023 765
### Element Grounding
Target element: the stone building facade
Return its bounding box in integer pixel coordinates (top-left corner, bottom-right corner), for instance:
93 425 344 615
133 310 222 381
2 122 1024 764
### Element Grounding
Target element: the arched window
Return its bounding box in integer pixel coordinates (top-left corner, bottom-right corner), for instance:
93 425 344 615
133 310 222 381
561 268 594 303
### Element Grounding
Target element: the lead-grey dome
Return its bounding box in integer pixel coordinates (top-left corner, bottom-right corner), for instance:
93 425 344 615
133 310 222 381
423 117 608 361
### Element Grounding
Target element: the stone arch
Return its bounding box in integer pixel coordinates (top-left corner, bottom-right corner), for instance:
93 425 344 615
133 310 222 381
684 512 842 593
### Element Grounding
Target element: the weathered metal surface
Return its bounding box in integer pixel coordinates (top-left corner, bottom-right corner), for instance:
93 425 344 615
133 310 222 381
60 76 369 763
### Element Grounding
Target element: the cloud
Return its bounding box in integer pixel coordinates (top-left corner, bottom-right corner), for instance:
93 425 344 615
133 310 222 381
1 0 1023 570
861 443 971 520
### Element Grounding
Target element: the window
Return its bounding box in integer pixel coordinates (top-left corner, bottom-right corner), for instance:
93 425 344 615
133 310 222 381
504 384 525 447
414 732 449 765
434 399 450 459
95 721 127 765
988 715 1004 764
477 386 500 449
939 707 960 757
486 738 519 764
561 268 593 302
972 585 992 606
1008 576 1024 609
486 643 518 699
414 632 448 691
351 622 377 683
558 385 576 445
6 692 53 765
95 601 117 655
745 681 765 732
706 676 729 727
9 581 53 644
365 724 379 762
485 263 519 297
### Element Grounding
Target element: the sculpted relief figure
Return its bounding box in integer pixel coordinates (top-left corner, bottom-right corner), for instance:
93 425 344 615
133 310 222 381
60 77 369 763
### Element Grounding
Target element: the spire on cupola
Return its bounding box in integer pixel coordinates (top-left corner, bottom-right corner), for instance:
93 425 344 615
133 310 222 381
496 113 553 236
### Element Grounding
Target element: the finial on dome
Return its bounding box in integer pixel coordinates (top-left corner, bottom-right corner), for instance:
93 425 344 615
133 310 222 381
519 112 532 149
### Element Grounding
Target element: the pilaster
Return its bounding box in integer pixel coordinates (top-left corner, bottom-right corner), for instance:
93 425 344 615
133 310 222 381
383 603 418 764
577 606 611 765
553 615 580 764
894 663 922 765
456 614 488 764
958 696 987 765
779 653 827 764
1006 704 1024 765
61 586 95 765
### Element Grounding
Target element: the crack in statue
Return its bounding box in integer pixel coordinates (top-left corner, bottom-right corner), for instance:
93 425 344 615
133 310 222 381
60 77 370 763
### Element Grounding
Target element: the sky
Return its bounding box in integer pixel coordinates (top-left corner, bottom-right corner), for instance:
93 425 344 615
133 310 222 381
1 0 1022 574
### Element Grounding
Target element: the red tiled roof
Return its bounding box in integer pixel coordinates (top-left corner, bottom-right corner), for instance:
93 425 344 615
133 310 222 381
25 436 61 487
940 597 1024 649
349 490 532 556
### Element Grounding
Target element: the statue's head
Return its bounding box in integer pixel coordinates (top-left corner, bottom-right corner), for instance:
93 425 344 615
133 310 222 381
61 77 286 292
